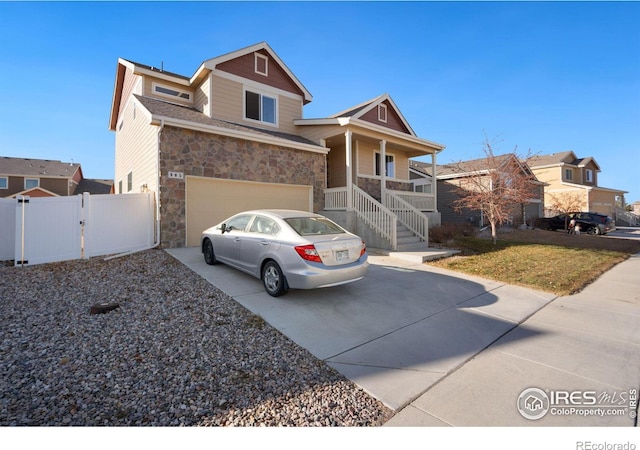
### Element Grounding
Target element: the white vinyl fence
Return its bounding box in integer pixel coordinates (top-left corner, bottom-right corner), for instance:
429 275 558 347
1 192 156 266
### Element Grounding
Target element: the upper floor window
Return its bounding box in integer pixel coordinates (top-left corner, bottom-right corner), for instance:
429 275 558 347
25 178 39 190
245 89 277 125
152 82 192 101
375 152 395 178
378 104 388 123
255 53 268 76
127 172 133 192
0 177 7 189
585 169 593 183
564 168 573 181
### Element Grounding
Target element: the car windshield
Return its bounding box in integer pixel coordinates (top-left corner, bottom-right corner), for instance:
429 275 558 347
285 217 346 236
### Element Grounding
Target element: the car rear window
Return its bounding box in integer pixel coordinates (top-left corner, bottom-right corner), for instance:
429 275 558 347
285 217 346 236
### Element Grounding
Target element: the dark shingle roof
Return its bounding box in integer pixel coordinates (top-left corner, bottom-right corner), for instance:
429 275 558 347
411 154 515 178
135 95 324 149
76 179 113 195
0 156 81 178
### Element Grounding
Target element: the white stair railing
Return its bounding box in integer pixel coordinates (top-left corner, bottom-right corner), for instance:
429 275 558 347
384 191 429 243
351 185 398 250
616 208 639 226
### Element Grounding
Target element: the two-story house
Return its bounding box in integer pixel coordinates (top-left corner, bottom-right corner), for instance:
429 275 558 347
109 42 445 249
0 156 113 198
411 154 545 227
526 151 626 217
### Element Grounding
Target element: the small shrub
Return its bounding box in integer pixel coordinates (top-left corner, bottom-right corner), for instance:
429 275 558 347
430 223 477 243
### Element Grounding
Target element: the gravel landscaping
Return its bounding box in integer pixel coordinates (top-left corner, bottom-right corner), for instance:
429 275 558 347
0 249 392 426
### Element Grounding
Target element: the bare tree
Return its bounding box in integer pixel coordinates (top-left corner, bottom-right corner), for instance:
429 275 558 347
546 191 585 231
451 138 539 244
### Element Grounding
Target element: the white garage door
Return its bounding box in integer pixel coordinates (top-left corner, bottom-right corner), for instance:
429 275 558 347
185 176 313 247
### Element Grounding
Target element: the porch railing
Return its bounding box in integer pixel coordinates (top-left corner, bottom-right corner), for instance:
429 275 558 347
384 191 429 243
352 186 398 249
389 190 436 212
324 187 348 210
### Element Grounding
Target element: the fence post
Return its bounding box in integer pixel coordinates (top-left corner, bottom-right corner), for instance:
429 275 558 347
14 195 29 266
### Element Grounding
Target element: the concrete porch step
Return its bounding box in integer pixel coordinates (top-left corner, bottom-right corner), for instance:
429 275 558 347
370 244 460 264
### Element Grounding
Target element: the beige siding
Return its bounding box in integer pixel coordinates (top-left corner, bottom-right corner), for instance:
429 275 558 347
531 167 562 189
194 75 211 115
589 189 616 216
211 74 242 122
355 142 410 181
114 99 159 196
210 73 302 134
119 68 140 117
142 76 193 108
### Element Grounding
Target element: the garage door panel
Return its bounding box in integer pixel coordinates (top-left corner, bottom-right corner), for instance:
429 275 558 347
186 177 312 247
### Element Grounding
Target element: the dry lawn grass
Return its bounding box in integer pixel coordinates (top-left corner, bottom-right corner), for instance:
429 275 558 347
429 228 640 296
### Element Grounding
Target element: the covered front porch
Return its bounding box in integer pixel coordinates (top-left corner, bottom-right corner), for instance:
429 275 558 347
299 124 443 250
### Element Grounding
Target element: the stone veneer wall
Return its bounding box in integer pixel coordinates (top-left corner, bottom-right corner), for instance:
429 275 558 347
356 177 413 202
159 126 326 248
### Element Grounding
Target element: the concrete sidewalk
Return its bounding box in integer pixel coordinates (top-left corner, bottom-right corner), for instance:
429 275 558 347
166 247 638 426
386 252 640 426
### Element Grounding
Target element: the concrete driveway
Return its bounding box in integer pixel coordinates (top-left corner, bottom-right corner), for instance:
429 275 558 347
166 247 556 410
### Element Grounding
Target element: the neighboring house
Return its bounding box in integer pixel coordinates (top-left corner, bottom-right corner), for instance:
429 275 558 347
526 151 627 217
410 154 545 227
109 42 445 249
0 156 113 198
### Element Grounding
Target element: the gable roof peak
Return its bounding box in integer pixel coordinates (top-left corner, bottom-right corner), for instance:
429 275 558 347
196 41 312 103
329 93 416 136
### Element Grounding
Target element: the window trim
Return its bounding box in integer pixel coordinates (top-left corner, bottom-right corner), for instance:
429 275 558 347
374 152 396 178
152 82 192 102
585 169 593 183
255 53 268 76
243 87 278 126
24 178 39 190
565 168 573 181
378 104 388 123
0 176 7 189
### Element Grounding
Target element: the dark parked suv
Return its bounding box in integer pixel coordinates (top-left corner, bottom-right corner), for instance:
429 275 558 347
536 212 615 235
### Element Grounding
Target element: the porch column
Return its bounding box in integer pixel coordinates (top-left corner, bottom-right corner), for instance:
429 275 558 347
345 130 353 210
380 139 387 200
432 151 438 212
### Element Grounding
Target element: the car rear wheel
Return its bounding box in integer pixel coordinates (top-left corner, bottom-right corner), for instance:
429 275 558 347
262 261 287 297
587 226 599 235
203 239 217 265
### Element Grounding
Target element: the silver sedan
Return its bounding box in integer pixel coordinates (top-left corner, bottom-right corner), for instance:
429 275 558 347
200 210 369 297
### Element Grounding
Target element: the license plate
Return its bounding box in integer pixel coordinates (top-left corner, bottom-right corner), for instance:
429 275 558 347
336 250 349 261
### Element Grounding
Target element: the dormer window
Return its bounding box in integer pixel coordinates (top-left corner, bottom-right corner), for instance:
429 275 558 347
585 169 593 183
255 53 268 76
378 104 388 123
245 89 277 125
152 82 192 101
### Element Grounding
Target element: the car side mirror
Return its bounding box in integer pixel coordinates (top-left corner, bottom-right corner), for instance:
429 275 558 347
220 223 227 234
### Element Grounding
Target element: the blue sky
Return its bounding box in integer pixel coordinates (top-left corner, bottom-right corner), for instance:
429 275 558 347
1 1 639 203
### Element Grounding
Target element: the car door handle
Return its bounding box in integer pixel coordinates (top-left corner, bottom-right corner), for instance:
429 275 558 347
260 241 270 246
234 237 241 242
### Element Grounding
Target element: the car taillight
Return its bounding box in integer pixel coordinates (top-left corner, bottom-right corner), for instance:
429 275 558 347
294 244 322 263
360 241 366 258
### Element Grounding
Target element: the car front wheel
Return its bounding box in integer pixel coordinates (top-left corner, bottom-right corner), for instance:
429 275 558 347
262 261 287 297
203 239 217 265
587 226 599 235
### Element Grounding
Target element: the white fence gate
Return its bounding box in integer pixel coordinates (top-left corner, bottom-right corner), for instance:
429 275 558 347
1 192 156 266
